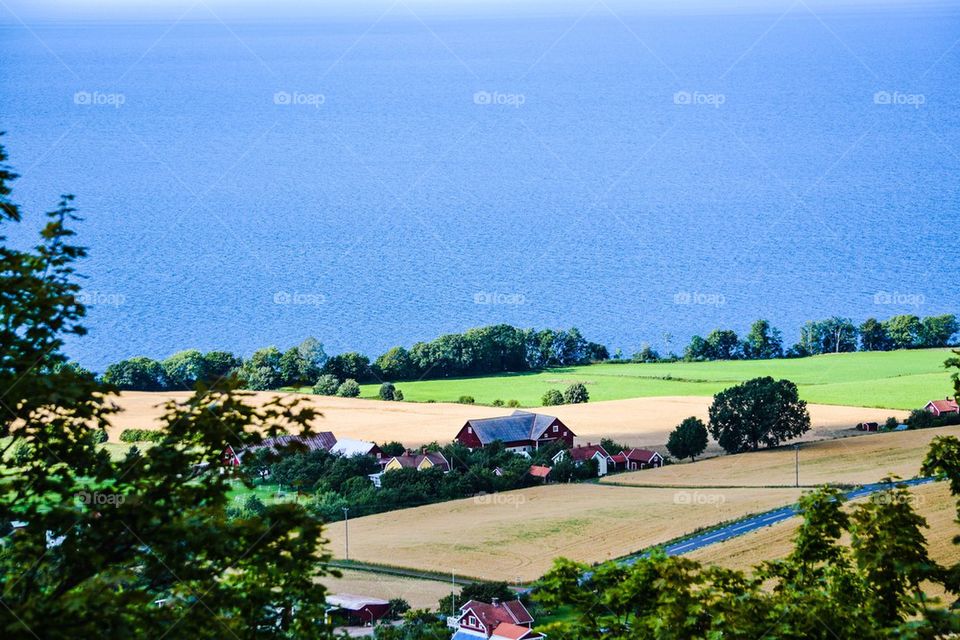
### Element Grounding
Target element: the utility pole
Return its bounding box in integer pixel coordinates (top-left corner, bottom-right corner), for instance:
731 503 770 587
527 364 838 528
342 507 350 561
794 444 800 487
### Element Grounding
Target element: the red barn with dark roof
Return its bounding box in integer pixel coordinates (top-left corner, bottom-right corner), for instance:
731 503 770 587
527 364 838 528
455 411 575 454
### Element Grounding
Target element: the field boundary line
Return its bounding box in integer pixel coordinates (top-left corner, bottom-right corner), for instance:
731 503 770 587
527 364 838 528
329 560 486 586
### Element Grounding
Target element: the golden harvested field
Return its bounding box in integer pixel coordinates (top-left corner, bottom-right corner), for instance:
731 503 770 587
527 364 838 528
108 391 906 450
688 482 960 602
321 569 457 610
603 425 960 488
323 484 803 582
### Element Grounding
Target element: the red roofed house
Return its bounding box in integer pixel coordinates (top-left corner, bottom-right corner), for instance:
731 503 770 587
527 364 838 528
551 442 615 476
449 599 543 640
527 465 552 483
455 411 575 455
611 448 664 471
926 398 959 417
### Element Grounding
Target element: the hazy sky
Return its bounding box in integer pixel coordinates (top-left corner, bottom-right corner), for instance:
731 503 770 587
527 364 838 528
0 0 937 23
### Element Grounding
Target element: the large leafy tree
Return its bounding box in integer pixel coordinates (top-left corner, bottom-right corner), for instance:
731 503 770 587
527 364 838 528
102 355 168 390
161 348 207 388
666 416 709 462
239 346 283 390
797 317 858 355
375 346 415 381
743 319 783 359
859 317 891 351
0 138 336 639
883 314 922 350
705 329 742 360
323 351 372 383
920 314 959 348
708 377 810 453
202 349 242 382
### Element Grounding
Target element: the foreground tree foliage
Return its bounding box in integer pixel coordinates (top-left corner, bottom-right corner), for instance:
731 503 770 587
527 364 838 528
0 140 336 639
537 469 960 639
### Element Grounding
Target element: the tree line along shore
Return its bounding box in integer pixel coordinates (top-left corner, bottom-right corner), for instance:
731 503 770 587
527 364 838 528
93 314 958 395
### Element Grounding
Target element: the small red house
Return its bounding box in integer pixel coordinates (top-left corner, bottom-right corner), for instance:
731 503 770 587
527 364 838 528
926 398 959 417
455 411 575 454
856 421 880 432
612 448 664 471
451 599 542 640
552 443 614 476
528 465 552 482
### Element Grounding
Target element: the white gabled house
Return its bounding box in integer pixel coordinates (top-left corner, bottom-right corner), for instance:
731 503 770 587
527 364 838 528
448 599 543 640
551 442 615 476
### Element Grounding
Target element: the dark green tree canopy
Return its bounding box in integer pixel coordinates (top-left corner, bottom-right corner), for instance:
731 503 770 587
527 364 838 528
743 319 783 359
541 388 564 406
562 382 589 404
708 377 810 453
667 416 709 462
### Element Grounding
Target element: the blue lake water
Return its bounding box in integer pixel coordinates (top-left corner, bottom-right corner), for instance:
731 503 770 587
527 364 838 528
1 1 958 370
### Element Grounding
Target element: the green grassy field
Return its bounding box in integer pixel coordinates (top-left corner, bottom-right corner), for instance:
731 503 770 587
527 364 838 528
349 348 955 410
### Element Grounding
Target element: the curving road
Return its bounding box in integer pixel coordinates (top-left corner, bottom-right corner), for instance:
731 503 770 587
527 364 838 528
635 476 937 561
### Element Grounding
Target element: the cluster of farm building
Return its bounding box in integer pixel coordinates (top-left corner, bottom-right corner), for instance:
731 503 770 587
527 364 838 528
222 409 663 486
223 398 959 635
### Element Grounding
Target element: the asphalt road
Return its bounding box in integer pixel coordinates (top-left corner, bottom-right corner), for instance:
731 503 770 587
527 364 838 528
653 476 938 558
